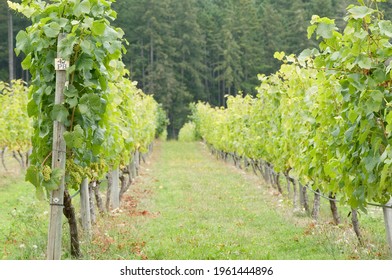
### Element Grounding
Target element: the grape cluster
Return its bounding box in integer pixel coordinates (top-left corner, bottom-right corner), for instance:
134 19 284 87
42 165 52 182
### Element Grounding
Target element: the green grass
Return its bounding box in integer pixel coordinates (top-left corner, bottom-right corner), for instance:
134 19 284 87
134 142 322 259
0 142 390 259
0 173 48 259
84 141 390 260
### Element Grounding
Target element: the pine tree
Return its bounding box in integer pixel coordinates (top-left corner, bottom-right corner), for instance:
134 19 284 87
172 0 206 101
8 7 14 82
235 0 264 95
196 0 224 106
0 1 9 81
0 1 29 82
113 0 146 85
258 0 286 74
214 5 244 105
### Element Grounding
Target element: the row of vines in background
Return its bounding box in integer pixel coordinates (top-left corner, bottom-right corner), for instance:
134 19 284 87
7 0 167 259
192 0 392 251
0 80 32 171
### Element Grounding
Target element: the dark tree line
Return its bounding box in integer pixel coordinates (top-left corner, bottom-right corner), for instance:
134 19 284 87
2 0 392 137
112 0 354 137
0 1 29 83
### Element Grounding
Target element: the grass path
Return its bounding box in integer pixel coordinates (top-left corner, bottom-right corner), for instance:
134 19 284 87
1 141 388 259
102 141 384 260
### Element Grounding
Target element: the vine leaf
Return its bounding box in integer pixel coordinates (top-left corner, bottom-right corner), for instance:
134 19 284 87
42 168 65 191
76 53 94 72
43 22 61 38
379 20 392 37
64 125 84 149
386 112 392 133
79 93 104 119
348 6 374 19
364 155 378 172
51 104 69 124
26 165 41 190
357 55 372 69
15 31 30 56
26 166 45 200
74 0 91 17
316 22 335 39
21 53 32 70
64 85 78 98
92 20 106 36
58 34 77 59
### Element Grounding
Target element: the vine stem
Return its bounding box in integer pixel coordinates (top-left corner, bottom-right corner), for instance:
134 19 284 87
41 151 53 167
70 106 76 132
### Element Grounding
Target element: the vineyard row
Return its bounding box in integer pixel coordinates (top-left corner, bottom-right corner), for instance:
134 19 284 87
5 0 168 259
191 0 392 253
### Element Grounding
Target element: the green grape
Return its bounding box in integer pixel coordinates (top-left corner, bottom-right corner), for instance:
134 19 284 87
65 159 84 190
42 165 52 182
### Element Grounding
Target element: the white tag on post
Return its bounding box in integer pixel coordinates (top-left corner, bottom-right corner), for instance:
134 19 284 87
54 58 70 71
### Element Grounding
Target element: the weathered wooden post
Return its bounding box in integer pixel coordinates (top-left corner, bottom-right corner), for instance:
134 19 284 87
135 149 140 176
292 178 299 211
130 153 137 179
93 180 105 214
128 155 133 181
312 189 321 221
80 178 92 236
300 182 310 214
383 198 392 255
108 168 120 209
88 181 97 224
47 33 67 260
285 173 291 197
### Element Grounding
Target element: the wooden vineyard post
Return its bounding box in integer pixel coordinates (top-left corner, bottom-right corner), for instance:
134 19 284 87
130 153 137 179
80 178 92 237
94 181 105 214
383 198 392 255
311 189 321 221
1 147 8 171
292 178 299 212
109 168 120 209
300 183 310 214
89 182 97 224
135 150 140 176
47 33 68 260
285 173 291 198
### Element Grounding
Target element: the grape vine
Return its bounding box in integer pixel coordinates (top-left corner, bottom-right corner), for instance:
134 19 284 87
9 0 160 197
0 79 32 170
8 0 162 258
